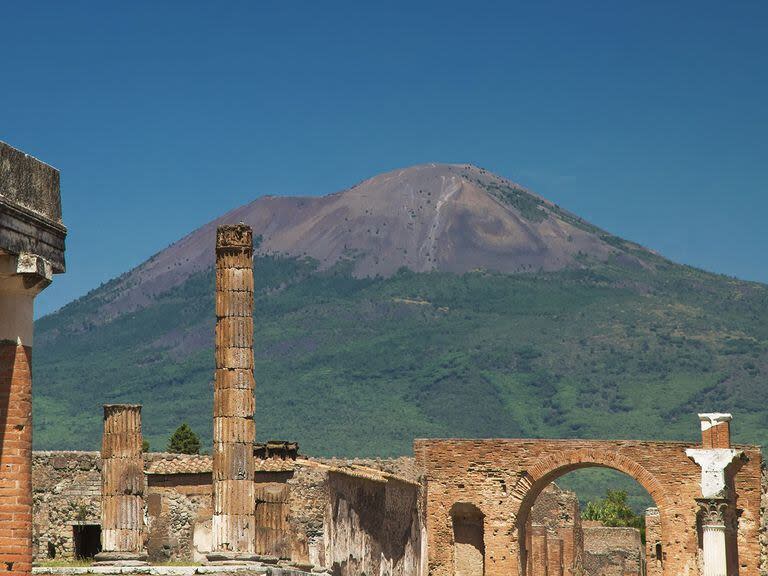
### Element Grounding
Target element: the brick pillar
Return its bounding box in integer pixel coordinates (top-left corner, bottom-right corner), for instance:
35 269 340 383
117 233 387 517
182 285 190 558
699 413 732 449
530 524 549 576
0 342 33 575
0 256 53 576
546 534 563 576
644 507 663 576
95 404 147 564
1 142 67 576
209 224 256 561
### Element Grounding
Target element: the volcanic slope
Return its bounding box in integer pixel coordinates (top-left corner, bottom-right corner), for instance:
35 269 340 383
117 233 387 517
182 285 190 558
70 164 651 324
34 163 768 468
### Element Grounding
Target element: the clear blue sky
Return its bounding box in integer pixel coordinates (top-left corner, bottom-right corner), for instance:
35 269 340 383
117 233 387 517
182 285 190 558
2 1 766 317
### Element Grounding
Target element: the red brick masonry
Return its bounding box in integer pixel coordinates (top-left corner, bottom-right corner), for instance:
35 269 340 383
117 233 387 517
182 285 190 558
414 438 762 576
0 343 33 576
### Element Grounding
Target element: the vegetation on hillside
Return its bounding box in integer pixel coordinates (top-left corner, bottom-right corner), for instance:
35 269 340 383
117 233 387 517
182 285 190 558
33 253 768 507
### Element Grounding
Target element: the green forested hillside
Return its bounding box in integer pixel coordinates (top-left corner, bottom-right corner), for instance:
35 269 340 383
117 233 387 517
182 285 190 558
34 251 768 459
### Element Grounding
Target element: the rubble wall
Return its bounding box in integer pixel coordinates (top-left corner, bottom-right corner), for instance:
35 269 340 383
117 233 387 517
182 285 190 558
582 525 643 576
761 462 767 576
146 473 212 562
32 452 101 561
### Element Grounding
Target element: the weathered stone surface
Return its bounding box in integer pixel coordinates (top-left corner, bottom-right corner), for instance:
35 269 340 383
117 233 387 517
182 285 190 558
210 224 256 558
0 141 66 272
582 524 643 576
97 405 146 562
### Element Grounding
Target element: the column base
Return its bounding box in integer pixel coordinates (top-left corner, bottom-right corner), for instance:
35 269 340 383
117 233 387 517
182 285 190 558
205 552 262 564
93 551 148 566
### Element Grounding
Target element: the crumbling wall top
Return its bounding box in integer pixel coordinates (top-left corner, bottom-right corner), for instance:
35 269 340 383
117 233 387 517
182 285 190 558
0 141 66 272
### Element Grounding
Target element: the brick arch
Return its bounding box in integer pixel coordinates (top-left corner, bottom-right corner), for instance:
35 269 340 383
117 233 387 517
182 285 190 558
414 437 763 576
511 449 669 576
513 448 669 520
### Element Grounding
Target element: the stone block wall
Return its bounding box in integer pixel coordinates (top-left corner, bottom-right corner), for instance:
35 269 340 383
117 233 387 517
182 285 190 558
32 451 101 561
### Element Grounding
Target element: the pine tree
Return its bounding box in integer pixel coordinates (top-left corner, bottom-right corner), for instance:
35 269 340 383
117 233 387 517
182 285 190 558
167 423 201 455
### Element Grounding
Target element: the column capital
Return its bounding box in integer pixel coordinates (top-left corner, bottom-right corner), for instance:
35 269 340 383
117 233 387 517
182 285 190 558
696 498 728 526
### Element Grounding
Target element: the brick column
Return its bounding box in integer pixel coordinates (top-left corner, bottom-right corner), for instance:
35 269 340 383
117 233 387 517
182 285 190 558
208 224 256 561
546 534 563 576
0 256 53 576
95 404 147 564
644 507 663 576
0 341 33 575
530 524 549 576
699 413 732 449
0 142 67 576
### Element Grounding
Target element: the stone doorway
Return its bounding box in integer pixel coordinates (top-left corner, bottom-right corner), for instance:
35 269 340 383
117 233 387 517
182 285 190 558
73 524 101 559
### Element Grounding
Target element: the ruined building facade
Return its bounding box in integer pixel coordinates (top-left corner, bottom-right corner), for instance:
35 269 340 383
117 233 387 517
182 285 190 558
2 145 767 575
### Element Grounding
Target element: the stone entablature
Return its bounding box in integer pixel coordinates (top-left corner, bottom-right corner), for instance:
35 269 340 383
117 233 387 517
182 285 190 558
0 141 66 273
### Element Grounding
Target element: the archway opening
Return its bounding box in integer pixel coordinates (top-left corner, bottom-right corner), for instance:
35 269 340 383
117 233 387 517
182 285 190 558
518 466 661 576
451 502 485 576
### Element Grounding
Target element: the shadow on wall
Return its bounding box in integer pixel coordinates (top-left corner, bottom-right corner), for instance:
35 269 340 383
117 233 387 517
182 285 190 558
325 472 422 576
451 503 484 576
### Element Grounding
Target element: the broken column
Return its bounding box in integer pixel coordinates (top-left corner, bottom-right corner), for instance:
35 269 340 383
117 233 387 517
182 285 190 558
0 142 67 576
95 404 147 564
686 413 744 576
208 224 257 561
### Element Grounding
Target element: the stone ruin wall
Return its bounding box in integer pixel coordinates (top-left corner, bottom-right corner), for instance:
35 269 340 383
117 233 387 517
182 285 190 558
32 452 101 561
31 451 425 574
582 524 643 576
145 471 213 562
762 461 767 576
32 449 768 574
324 472 422 576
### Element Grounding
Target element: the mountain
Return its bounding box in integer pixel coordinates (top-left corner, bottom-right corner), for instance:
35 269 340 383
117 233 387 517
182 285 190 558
33 164 768 467
66 164 651 325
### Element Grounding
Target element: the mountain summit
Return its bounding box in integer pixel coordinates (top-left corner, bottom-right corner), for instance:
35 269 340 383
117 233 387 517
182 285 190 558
91 163 651 321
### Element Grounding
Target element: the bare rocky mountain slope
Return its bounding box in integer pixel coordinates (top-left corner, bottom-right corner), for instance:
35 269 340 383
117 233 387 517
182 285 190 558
85 163 652 322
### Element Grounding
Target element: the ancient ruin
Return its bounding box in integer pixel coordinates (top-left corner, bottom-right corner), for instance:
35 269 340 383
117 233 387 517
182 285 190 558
415 420 762 576
1 145 767 575
210 224 257 561
94 405 147 564
0 142 67 576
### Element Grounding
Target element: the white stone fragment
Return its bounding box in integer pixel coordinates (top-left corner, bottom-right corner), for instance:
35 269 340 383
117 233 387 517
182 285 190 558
685 448 743 498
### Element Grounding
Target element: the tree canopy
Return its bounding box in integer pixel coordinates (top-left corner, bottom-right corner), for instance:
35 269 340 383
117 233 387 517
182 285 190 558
167 423 201 455
582 489 645 533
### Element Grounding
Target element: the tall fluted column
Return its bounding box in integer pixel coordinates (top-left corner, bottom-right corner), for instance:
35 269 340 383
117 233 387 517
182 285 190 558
95 404 147 564
209 224 256 561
